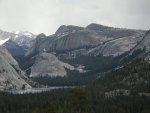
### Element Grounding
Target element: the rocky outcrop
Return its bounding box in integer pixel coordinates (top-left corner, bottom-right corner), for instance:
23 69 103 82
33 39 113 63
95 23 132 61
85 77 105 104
26 23 145 57
0 46 31 90
30 52 75 77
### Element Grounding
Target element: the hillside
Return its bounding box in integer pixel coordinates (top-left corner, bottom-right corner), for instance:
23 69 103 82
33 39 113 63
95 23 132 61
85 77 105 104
0 46 31 90
13 23 147 86
0 58 150 113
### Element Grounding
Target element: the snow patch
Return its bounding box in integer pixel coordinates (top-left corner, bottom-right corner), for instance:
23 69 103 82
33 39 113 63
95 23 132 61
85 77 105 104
14 35 19 39
14 31 20 34
0 38 9 45
24 33 32 38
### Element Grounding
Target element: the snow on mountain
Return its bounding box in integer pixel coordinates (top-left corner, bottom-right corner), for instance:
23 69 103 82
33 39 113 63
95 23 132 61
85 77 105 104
11 31 36 47
0 29 35 47
0 30 36 56
0 38 10 45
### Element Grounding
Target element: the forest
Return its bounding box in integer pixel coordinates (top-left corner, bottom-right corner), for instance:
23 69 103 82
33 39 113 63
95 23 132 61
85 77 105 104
0 58 150 113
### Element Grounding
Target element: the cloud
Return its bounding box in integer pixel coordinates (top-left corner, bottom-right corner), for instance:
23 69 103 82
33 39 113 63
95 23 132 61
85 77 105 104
0 0 149 35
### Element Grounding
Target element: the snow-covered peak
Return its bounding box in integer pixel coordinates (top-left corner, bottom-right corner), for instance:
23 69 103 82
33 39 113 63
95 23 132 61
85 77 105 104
10 31 36 47
13 31 35 38
14 31 20 35
24 32 33 38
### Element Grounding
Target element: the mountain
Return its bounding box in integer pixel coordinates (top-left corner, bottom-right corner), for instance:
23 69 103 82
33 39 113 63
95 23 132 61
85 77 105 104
0 57 150 113
0 24 150 113
23 24 145 80
0 46 31 90
0 30 14 45
3 40 27 56
93 57 150 97
0 30 15 40
130 30 150 53
30 52 75 77
87 33 143 57
0 38 9 45
27 23 144 56
11 31 35 48
1 23 148 86
0 29 36 57
55 25 84 37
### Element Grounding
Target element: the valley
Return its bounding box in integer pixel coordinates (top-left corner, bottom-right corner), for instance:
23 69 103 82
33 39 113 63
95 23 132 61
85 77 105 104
5 86 75 94
0 23 149 89
1 0 150 112
0 23 150 113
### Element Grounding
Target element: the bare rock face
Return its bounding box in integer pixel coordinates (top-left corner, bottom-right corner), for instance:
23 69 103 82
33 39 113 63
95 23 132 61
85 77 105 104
132 30 150 52
30 52 75 77
88 34 143 57
0 46 31 90
23 24 147 78
55 25 84 37
27 23 145 57
0 46 18 65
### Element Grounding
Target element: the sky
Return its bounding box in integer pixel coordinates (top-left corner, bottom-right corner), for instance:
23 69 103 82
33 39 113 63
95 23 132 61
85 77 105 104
0 0 150 35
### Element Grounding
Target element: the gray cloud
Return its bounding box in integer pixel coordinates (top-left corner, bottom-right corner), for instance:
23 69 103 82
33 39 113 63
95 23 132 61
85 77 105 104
0 0 149 35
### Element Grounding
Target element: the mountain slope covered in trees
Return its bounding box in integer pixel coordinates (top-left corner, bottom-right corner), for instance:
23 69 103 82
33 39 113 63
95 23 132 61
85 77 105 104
0 58 150 113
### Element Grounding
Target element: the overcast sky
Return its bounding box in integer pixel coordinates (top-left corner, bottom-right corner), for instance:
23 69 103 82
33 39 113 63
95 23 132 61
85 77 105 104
0 0 150 35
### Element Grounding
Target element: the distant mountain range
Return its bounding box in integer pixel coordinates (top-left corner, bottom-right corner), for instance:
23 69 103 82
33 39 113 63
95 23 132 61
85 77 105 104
27 23 145 57
0 30 35 56
24 23 147 79
0 23 150 90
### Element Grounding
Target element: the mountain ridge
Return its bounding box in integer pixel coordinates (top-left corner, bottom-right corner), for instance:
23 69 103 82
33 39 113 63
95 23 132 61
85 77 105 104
0 23 150 88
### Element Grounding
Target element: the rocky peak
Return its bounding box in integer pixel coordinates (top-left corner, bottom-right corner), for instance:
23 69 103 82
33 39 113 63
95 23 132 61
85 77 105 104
0 30 15 40
30 52 75 77
36 33 47 39
55 25 84 37
86 23 112 31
